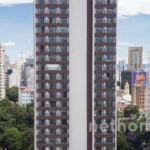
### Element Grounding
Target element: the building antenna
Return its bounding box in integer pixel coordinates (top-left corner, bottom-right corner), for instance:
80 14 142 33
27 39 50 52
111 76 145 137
21 51 23 59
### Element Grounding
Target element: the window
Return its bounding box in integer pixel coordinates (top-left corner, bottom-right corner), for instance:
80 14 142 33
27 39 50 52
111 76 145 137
49 0 58 4
49 17 57 23
107 36 116 42
37 0 44 4
95 17 102 23
107 17 116 23
59 27 69 33
96 9 102 14
59 37 69 43
95 27 102 33
60 0 69 4
60 8 68 14
49 27 56 33
40 46 44 52
49 37 56 42
49 46 57 52
49 8 56 14
61 17 68 23
37 27 44 33
107 27 116 33
37 37 45 42
37 8 44 13
38 17 44 23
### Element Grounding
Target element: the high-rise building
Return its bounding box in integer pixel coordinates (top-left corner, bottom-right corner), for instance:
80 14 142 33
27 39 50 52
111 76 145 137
5 55 10 88
8 69 20 87
22 56 34 87
5 55 10 70
0 44 5 99
128 47 143 70
34 0 116 150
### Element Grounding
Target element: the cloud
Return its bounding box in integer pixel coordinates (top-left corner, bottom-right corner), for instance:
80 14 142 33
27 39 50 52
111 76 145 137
0 0 33 5
117 41 135 46
3 42 16 47
118 0 150 19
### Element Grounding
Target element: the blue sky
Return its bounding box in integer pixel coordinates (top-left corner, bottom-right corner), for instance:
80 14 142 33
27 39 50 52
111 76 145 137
0 0 150 63
117 0 150 63
0 3 33 62
117 15 150 63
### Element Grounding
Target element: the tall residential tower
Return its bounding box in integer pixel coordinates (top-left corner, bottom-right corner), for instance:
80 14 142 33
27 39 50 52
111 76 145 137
35 0 116 150
0 44 5 99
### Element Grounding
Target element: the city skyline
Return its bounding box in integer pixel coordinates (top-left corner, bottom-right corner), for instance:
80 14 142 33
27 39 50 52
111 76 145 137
0 0 150 63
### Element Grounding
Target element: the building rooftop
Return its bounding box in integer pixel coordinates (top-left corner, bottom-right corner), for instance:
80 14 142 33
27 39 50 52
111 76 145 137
20 87 34 93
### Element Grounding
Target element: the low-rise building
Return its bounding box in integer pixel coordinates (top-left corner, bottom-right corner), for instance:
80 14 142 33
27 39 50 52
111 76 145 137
117 102 131 112
18 87 34 106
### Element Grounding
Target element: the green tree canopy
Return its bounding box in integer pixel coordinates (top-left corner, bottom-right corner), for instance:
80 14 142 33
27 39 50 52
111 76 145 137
5 86 18 103
0 98 34 150
117 132 130 150
3 127 23 150
124 106 139 118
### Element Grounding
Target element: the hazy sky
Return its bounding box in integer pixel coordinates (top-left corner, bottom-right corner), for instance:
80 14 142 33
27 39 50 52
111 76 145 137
0 0 150 63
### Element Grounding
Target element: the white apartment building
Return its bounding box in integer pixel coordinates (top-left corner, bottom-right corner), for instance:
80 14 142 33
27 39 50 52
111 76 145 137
0 44 5 99
9 69 20 87
6 57 24 88
18 86 34 106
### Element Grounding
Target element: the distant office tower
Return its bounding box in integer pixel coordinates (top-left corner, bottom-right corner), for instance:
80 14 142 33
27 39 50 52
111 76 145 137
128 47 143 70
35 0 116 150
0 44 5 99
118 59 126 82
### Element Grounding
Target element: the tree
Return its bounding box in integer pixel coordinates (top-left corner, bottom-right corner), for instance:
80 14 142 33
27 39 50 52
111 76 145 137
0 99 12 108
117 132 130 150
124 106 139 118
5 86 18 103
3 127 23 150
0 98 34 149
22 128 34 150
26 105 34 127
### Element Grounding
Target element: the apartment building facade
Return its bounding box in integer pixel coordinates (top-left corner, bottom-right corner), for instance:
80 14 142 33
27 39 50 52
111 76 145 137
35 0 116 150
